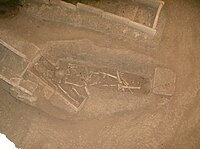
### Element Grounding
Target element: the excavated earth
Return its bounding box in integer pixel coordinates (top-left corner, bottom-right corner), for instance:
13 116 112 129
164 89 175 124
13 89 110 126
0 0 200 149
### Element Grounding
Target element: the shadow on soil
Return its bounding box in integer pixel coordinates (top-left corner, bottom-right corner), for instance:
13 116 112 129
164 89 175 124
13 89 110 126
0 0 22 18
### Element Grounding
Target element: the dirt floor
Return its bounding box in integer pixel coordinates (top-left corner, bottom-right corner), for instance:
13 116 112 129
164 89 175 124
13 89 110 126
0 0 200 149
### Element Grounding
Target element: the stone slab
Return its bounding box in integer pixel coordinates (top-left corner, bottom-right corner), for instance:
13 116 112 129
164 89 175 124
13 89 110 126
77 2 103 16
135 0 164 8
153 67 176 96
0 43 29 80
77 9 104 32
19 79 38 95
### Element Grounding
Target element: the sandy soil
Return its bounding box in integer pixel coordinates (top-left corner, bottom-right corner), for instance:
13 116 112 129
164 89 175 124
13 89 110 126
0 0 200 149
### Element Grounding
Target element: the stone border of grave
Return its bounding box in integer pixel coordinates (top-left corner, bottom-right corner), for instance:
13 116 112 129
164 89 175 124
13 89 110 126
0 40 31 95
0 39 79 115
134 0 165 29
0 39 43 103
26 0 165 44
60 0 164 36
0 38 176 117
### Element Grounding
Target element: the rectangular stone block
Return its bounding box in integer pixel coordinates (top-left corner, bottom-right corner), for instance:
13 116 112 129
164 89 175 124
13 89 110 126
153 67 176 96
0 37 40 61
55 5 79 25
0 79 12 92
11 42 40 61
19 70 41 96
77 3 103 15
77 7 104 32
19 80 38 95
0 43 29 80
135 0 163 8
135 0 164 30
152 1 164 29
101 12 127 39
102 11 130 25
0 39 26 59
127 21 156 36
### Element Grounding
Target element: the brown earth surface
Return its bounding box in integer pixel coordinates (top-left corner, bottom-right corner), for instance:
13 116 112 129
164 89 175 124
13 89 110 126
0 0 200 149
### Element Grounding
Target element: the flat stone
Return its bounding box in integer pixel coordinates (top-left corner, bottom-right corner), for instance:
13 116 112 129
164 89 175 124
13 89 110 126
0 33 40 61
9 87 38 104
19 79 38 95
0 43 29 79
153 67 176 96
